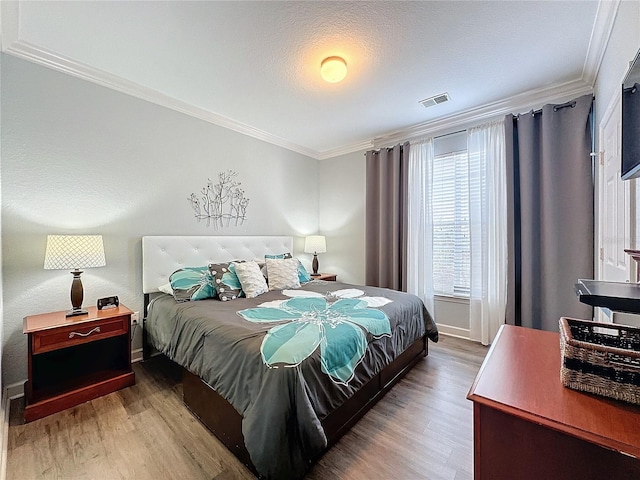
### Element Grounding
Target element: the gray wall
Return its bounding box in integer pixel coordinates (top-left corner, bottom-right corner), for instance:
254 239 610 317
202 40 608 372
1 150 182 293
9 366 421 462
318 150 366 285
594 1 640 132
593 3 640 261
596 1 640 251
1 54 319 386
593 1 640 326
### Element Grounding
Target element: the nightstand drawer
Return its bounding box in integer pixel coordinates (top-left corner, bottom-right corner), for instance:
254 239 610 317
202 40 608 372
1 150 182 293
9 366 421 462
32 316 129 354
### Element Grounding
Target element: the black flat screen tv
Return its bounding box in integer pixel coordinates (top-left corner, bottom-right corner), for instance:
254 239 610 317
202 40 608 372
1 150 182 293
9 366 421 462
622 49 640 180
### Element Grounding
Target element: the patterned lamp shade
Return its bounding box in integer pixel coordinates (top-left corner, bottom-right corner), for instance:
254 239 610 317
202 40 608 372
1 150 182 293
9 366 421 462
304 235 327 254
44 235 106 270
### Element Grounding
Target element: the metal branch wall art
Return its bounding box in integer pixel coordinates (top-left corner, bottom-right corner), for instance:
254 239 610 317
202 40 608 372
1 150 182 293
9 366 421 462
188 170 250 229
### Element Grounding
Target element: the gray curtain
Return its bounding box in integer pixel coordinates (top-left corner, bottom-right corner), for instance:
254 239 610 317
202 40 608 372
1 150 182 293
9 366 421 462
505 94 594 331
365 142 409 290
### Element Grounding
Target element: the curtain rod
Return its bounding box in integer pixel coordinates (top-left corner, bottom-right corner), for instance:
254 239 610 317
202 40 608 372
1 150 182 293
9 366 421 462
366 128 467 154
370 96 592 154
515 99 584 118
434 129 466 140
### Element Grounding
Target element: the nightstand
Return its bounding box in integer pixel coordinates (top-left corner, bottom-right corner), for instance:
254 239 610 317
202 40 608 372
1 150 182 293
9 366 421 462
311 273 337 281
23 305 136 422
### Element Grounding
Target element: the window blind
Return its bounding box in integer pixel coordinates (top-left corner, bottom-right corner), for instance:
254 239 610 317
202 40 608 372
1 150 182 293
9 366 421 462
432 150 471 296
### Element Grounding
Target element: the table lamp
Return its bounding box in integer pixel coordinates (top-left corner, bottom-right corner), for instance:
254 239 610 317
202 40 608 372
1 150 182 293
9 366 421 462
44 235 106 316
304 235 326 276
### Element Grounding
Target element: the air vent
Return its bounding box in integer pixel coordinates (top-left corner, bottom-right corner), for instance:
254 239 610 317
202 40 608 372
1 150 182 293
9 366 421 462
419 92 450 108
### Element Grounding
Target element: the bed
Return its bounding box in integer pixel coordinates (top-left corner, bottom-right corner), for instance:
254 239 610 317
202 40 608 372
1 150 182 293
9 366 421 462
141 235 438 479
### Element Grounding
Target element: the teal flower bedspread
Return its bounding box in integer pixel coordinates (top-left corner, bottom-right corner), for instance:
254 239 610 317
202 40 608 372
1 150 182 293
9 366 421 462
238 297 391 385
146 282 438 480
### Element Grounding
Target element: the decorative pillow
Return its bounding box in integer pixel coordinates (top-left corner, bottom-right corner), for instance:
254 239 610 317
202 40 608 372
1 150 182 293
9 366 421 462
209 261 244 301
234 261 269 298
169 266 216 302
265 253 311 283
296 260 312 283
263 253 291 278
266 258 301 290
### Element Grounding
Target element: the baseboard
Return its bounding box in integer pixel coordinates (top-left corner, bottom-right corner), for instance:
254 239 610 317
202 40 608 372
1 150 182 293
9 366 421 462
437 324 471 340
132 348 143 363
1 385 11 480
5 383 23 401
2 381 28 480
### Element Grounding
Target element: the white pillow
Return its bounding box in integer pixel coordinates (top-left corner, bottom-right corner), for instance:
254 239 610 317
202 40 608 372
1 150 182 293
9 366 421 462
266 258 301 291
234 261 269 298
158 282 174 295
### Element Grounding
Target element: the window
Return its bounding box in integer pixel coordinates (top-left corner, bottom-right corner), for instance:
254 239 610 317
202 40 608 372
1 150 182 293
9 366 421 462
431 149 471 297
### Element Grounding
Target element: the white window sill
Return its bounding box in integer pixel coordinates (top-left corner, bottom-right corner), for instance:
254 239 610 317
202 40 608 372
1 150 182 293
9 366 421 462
434 294 470 305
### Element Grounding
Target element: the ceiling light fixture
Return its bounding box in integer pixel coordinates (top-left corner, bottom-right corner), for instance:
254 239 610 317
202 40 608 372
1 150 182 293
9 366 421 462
321 56 347 83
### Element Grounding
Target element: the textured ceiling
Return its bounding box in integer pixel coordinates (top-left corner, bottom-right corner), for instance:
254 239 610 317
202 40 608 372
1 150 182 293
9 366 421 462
7 1 601 157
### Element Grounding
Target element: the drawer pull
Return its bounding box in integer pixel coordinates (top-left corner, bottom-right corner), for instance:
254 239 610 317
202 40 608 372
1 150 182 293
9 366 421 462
69 326 101 339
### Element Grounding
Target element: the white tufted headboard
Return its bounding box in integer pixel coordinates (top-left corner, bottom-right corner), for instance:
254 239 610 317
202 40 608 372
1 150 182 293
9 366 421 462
142 235 294 294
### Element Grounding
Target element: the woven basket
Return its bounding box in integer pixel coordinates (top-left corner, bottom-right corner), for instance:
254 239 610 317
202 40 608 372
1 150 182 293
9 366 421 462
559 317 640 405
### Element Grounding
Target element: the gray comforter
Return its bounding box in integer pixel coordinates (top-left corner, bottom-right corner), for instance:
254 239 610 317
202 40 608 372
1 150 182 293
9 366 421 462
146 281 438 479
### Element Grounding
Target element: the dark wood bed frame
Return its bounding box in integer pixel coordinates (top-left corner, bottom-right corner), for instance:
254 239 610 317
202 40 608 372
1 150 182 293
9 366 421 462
143 294 428 478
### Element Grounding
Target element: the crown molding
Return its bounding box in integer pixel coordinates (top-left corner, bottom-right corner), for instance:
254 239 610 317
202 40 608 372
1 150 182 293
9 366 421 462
373 79 593 148
372 0 613 148
0 0 323 160
0 36 597 160
3 34 371 161
582 0 620 87
316 140 374 160
0 0 616 160
4 40 322 159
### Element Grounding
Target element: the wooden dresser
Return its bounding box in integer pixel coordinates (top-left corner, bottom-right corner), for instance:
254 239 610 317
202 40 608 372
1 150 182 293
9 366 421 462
467 324 640 479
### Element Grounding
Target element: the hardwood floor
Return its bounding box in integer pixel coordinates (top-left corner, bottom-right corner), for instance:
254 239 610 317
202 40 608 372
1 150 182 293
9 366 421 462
7 335 487 480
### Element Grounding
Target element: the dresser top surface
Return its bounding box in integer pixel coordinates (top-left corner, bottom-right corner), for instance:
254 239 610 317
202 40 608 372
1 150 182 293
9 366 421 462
468 324 640 457
23 305 132 333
